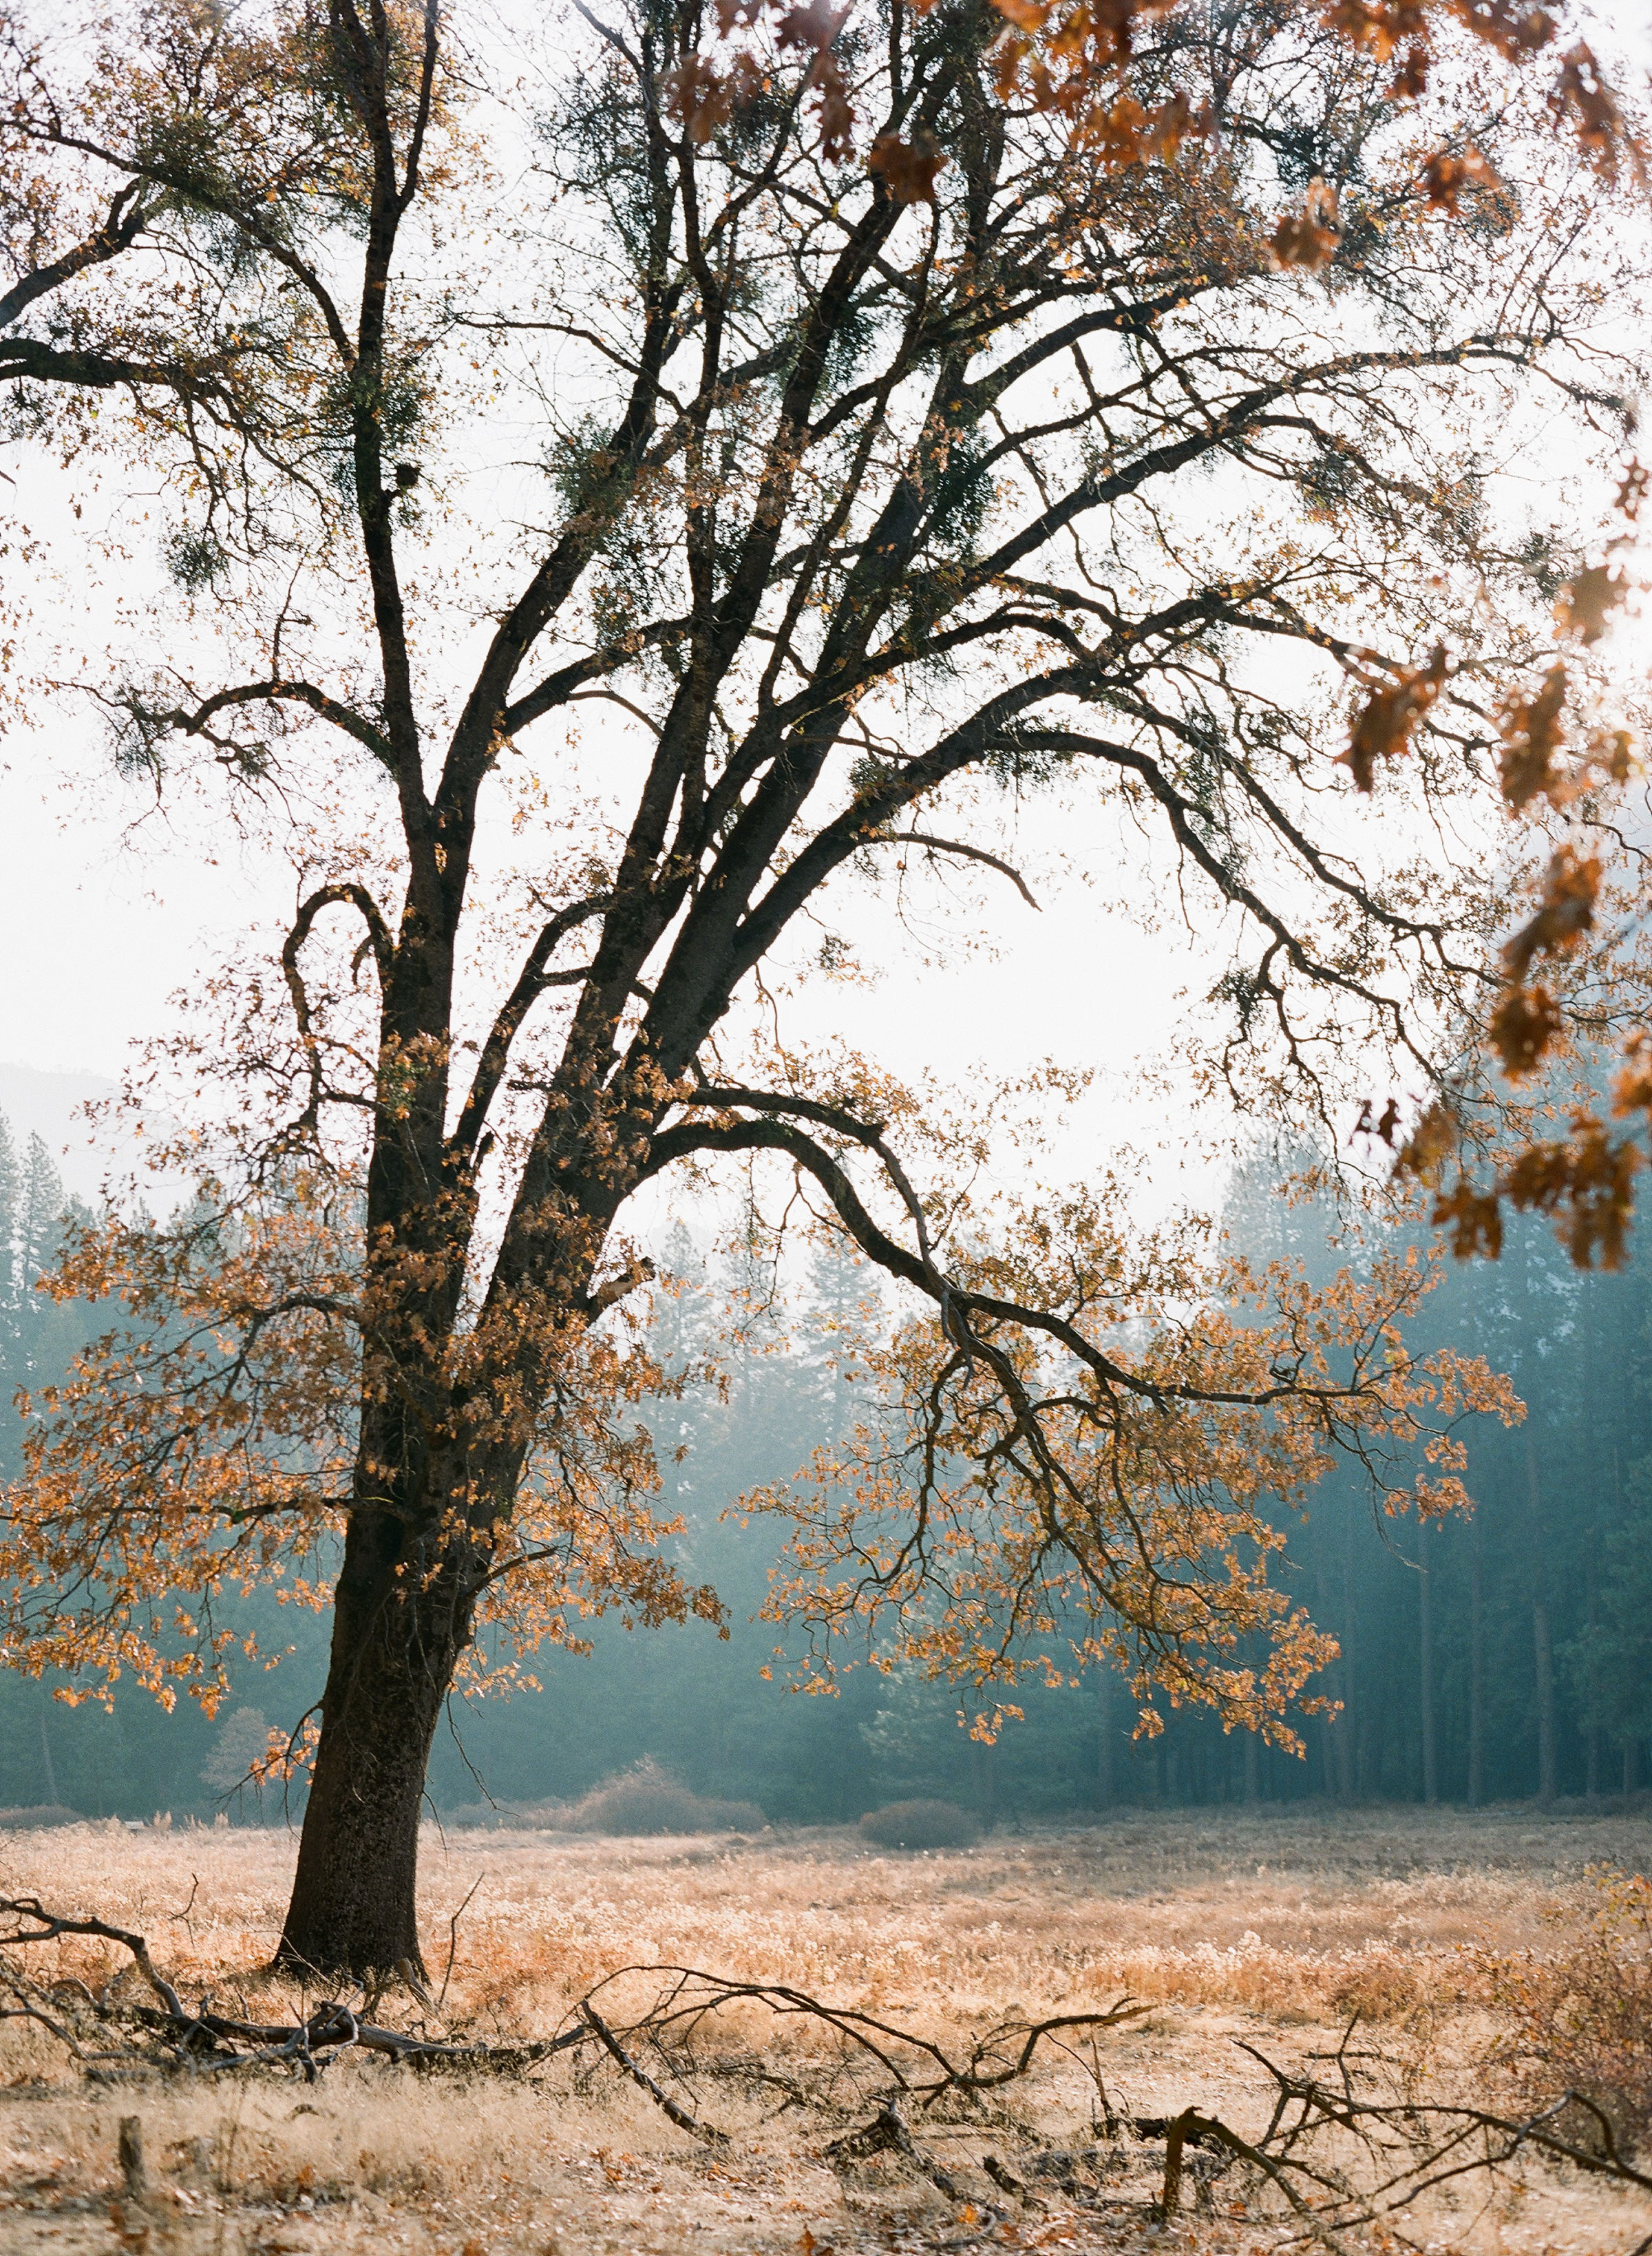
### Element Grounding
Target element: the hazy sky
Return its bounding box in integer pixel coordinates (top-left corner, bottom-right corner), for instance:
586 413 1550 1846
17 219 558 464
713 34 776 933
0 694 1213 1207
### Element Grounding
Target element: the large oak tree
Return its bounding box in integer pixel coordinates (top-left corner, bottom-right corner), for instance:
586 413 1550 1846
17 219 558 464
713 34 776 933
0 0 1625 1972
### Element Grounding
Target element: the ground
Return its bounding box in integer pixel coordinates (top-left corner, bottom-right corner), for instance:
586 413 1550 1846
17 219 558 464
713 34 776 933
1 1804 1649 2255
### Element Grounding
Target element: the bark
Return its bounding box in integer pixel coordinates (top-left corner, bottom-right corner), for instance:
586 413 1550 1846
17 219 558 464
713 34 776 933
1419 1517 1437 1805
1525 1440 1558 1805
1468 1519 1485 1809
277 1506 476 1977
1532 1595 1558 1804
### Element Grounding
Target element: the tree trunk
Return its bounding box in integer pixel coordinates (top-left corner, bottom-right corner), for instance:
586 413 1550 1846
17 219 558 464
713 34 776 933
277 1508 474 1977
1419 1517 1437 1805
1526 1440 1558 1805
1096 1667 1114 1811
1468 1516 1485 1807
39 1693 58 1806
1532 1595 1557 1804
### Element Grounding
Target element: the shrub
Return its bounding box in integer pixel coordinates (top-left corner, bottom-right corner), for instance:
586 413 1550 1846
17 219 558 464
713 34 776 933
556 1759 764 1836
0 1804 83 1829
858 1799 981 1850
1483 1863 1652 2153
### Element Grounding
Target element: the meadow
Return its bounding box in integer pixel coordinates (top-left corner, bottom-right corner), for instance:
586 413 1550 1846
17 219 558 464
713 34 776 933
1 1804 1649 2255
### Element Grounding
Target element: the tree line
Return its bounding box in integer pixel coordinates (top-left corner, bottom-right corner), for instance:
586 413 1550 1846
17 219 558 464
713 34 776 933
8 1164 1652 1826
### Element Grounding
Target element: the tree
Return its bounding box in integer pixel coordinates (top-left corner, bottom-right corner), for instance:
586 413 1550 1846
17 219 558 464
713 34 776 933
0 0 1608 1972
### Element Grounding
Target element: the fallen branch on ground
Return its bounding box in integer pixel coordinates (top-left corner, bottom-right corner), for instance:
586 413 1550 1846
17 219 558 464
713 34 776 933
0 1897 579 2080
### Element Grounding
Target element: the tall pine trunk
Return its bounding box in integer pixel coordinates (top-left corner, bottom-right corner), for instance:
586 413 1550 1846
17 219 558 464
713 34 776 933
1419 1516 1437 1804
1525 1439 1558 1804
278 1507 476 1976
1468 1517 1485 1808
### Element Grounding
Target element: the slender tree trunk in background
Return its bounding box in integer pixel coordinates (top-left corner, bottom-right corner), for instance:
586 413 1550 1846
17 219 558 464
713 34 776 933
1468 1514 1485 1806
277 1510 477 1976
1525 1439 1558 1805
1531 1597 1558 1804
39 1694 58 1806
1339 1496 1357 1803
1419 1517 1438 1805
1244 1728 1260 1806
1096 1667 1114 1811
1626 1740 1638 1798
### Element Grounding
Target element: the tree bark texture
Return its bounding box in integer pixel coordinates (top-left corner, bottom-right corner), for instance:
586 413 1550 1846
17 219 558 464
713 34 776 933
277 1508 476 1976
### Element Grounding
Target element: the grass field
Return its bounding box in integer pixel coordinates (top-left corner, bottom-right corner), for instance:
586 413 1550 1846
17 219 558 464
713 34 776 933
1 1804 1650 2255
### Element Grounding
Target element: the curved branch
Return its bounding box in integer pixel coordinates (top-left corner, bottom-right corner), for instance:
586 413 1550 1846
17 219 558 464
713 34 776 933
866 830 1040 911
172 679 396 768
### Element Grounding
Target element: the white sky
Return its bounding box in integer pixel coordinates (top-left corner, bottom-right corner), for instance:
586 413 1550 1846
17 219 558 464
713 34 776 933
3 11 1649 1221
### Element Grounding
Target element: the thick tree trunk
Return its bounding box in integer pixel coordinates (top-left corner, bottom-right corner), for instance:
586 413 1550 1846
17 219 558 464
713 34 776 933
277 1507 474 1978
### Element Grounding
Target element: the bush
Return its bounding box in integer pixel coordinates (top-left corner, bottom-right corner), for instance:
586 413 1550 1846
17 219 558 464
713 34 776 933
1484 1863 1652 2153
858 1799 981 1850
556 1759 764 1837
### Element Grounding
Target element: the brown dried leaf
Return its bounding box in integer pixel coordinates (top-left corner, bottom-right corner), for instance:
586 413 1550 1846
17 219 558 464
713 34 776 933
1352 1095 1402 1147
1613 1033 1652 1119
664 54 735 144
1489 983 1562 1080
1340 644 1448 790
1432 1178 1504 1261
1556 562 1628 646
1505 1121 1640 1270
869 133 946 205
1395 1101 1457 1188
1496 662 1567 811
1419 144 1499 211
1270 178 1339 271
1502 845 1599 983
1551 43 1639 179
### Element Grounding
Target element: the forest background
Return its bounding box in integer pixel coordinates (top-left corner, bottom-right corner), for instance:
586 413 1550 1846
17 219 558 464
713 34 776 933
2 1088 1641 1830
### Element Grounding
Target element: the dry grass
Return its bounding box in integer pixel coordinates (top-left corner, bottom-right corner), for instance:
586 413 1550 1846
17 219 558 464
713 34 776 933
1 1803 1650 2254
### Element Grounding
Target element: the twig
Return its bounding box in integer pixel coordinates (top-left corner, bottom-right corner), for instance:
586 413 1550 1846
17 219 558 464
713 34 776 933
438 1875 485 2013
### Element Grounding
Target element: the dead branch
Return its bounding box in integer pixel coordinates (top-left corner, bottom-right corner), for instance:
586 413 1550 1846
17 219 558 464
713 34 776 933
0 1898 186 2018
825 2099 971 2202
0 1897 579 2081
578 2001 728 2144
578 1961 1145 2106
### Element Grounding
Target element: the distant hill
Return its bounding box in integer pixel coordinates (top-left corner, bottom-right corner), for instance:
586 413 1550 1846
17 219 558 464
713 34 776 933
0 1062 117 1199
